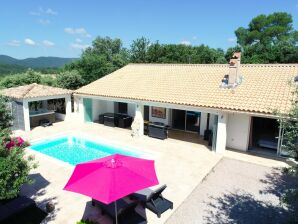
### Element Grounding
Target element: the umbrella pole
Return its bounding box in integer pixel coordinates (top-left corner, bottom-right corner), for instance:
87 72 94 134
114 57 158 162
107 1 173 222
115 200 118 224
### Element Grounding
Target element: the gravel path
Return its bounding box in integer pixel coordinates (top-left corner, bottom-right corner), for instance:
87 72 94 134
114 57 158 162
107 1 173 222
166 158 298 224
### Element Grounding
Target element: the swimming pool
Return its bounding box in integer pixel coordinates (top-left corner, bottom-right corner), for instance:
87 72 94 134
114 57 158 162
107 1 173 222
29 135 142 165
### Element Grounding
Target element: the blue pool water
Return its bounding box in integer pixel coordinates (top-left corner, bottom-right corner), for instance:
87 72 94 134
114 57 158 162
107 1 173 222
30 136 141 165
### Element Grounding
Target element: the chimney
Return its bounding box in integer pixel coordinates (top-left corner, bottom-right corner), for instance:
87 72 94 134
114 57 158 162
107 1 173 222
228 52 241 85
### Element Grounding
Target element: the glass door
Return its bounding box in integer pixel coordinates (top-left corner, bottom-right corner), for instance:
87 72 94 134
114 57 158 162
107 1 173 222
172 109 186 130
186 111 201 132
83 98 93 122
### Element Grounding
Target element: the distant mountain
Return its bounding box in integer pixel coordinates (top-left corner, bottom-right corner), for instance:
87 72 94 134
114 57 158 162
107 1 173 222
0 55 77 68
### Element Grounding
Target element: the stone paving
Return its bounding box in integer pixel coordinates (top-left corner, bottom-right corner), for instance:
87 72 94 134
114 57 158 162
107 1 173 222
17 120 222 224
166 158 296 224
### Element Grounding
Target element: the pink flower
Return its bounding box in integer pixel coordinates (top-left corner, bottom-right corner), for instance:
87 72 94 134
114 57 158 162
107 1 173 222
4 137 25 150
15 137 25 146
5 141 15 150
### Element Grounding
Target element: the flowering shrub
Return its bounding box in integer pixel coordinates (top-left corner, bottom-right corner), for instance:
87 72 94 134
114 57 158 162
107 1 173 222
5 137 28 150
0 95 35 200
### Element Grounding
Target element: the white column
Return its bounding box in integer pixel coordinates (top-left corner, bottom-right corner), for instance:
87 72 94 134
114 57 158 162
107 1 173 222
200 112 208 136
23 100 30 131
215 112 228 153
131 104 144 137
65 95 72 116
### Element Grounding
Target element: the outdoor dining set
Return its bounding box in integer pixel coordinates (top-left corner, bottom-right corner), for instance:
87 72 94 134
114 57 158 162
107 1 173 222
64 154 173 224
99 113 169 140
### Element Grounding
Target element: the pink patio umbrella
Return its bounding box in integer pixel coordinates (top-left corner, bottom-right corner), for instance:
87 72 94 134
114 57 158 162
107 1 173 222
64 154 159 223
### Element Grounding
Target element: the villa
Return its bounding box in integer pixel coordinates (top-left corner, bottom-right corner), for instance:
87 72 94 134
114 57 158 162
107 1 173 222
1 53 297 224
73 53 298 156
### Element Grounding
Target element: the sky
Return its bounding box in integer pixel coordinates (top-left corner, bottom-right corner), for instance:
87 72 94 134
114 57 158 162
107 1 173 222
1 0 297 59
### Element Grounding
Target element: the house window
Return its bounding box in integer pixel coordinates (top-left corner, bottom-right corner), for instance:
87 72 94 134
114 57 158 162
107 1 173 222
151 107 166 119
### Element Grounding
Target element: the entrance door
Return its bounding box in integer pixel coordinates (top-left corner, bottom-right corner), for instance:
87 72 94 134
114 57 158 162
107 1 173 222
249 117 279 155
172 109 186 130
83 98 93 122
186 111 200 132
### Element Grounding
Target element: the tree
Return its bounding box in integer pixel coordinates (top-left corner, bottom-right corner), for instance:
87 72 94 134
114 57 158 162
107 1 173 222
56 70 85 90
130 37 150 63
276 86 298 215
0 69 42 88
235 12 296 47
67 37 129 83
227 12 298 63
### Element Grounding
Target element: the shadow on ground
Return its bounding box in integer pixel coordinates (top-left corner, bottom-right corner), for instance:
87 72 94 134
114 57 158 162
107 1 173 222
79 199 148 224
204 167 298 224
20 173 59 223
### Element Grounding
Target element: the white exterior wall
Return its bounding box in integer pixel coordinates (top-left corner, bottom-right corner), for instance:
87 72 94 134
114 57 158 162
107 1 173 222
92 99 104 121
23 100 30 131
215 112 228 153
92 99 115 121
226 113 251 151
106 101 114 113
209 113 216 130
149 107 171 125
73 95 84 122
199 112 208 136
127 103 136 117
65 95 72 118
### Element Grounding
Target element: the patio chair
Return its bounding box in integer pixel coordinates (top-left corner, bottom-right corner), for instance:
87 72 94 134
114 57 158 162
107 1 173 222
118 114 133 128
91 198 132 218
117 202 147 224
148 122 168 140
92 199 146 224
131 185 173 218
103 113 119 127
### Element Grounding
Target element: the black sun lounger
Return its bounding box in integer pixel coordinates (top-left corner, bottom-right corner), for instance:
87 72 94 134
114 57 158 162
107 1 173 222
131 184 173 218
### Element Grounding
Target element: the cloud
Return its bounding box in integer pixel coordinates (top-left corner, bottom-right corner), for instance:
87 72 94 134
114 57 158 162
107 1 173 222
70 42 90 50
24 38 36 46
7 40 21 47
38 19 51 25
42 40 55 47
192 36 198 40
64 27 92 38
30 7 57 16
75 38 82 43
228 37 236 42
45 8 57 15
180 40 191 46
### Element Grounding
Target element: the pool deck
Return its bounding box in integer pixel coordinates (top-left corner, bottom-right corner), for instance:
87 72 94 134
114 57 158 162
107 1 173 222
16 120 288 224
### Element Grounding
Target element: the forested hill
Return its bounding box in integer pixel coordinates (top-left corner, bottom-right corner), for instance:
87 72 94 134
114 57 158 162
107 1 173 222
0 55 77 69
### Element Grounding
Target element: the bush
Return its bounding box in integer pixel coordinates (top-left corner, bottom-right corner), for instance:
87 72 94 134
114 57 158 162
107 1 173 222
0 95 35 200
56 70 85 90
0 141 35 200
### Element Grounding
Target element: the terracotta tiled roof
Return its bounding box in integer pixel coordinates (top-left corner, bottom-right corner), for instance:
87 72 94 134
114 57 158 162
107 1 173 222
75 64 298 115
1 83 72 100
